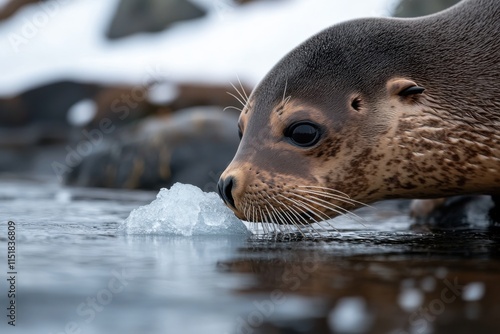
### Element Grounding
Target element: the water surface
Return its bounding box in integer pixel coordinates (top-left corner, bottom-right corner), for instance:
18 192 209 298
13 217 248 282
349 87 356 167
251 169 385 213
0 177 498 334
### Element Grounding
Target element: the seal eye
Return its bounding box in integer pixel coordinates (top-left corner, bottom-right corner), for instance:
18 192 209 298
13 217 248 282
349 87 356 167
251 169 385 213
399 86 425 96
285 122 321 147
238 127 243 140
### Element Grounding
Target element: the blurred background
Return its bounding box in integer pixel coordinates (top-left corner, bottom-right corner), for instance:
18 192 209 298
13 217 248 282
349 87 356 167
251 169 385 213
0 0 460 191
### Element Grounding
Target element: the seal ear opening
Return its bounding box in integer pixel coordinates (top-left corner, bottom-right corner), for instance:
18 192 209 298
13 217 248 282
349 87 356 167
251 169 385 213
387 78 425 97
350 96 362 111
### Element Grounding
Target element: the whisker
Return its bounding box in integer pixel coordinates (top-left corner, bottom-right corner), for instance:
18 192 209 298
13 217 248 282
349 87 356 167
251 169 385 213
229 82 248 106
226 91 247 108
286 203 326 239
246 203 258 235
263 205 279 239
223 105 243 113
271 211 284 237
295 188 368 209
283 95 291 106
282 78 288 105
251 204 259 234
270 196 307 238
278 194 329 224
291 193 352 221
279 210 295 235
263 212 271 235
253 205 262 235
264 206 276 237
242 203 253 234
298 186 375 209
264 196 288 230
251 204 256 221
294 190 367 226
264 194 300 234
236 75 250 103
285 199 337 237
264 194 307 238
254 206 265 234
298 185 351 198
274 197 308 228
286 196 339 233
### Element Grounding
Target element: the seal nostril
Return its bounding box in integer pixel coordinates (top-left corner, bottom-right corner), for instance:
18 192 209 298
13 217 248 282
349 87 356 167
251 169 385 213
217 176 236 209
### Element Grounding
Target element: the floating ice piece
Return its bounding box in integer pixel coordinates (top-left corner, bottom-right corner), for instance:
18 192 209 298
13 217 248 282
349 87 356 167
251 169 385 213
121 183 249 236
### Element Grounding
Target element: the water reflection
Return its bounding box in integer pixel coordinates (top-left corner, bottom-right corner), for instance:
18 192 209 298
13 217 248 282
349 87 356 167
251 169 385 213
219 228 500 333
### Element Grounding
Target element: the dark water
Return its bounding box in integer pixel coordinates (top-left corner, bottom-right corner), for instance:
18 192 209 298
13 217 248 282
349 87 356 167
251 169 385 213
0 177 499 334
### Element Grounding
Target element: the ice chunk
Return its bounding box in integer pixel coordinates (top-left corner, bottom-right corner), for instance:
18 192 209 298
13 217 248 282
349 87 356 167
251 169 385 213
121 183 249 236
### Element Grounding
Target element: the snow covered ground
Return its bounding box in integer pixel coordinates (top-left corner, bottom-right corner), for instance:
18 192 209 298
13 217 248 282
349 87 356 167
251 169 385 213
0 0 395 96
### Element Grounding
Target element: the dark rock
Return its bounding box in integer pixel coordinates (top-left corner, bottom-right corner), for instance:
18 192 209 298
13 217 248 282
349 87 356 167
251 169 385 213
411 196 495 230
0 80 99 128
65 107 240 191
106 0 206 40
392 0 461 18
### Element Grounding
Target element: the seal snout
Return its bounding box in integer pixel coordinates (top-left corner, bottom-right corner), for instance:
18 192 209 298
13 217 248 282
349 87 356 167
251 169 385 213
217 176 236 209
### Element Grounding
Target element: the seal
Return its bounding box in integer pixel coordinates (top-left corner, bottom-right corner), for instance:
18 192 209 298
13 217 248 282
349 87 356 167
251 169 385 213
217 0 500 227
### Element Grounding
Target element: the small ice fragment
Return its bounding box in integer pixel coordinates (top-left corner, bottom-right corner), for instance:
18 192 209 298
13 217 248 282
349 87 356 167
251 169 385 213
398 288 423 312
328 297 372 334
462 282 485 302
121 183 249 236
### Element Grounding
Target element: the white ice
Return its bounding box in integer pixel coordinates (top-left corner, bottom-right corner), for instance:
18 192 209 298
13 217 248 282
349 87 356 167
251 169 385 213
121 183 250 236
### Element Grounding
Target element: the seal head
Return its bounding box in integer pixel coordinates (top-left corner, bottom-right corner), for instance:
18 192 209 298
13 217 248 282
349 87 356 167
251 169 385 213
218 0 500 224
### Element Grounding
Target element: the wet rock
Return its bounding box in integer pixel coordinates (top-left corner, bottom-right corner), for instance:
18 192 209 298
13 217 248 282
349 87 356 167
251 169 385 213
85 81 251 130
65 106 239 190
0 80 100 128
410 196 495 229
0 80 102 148
106 0 206 39
0 79 244 145
0 78 250 181
392 0 461 18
